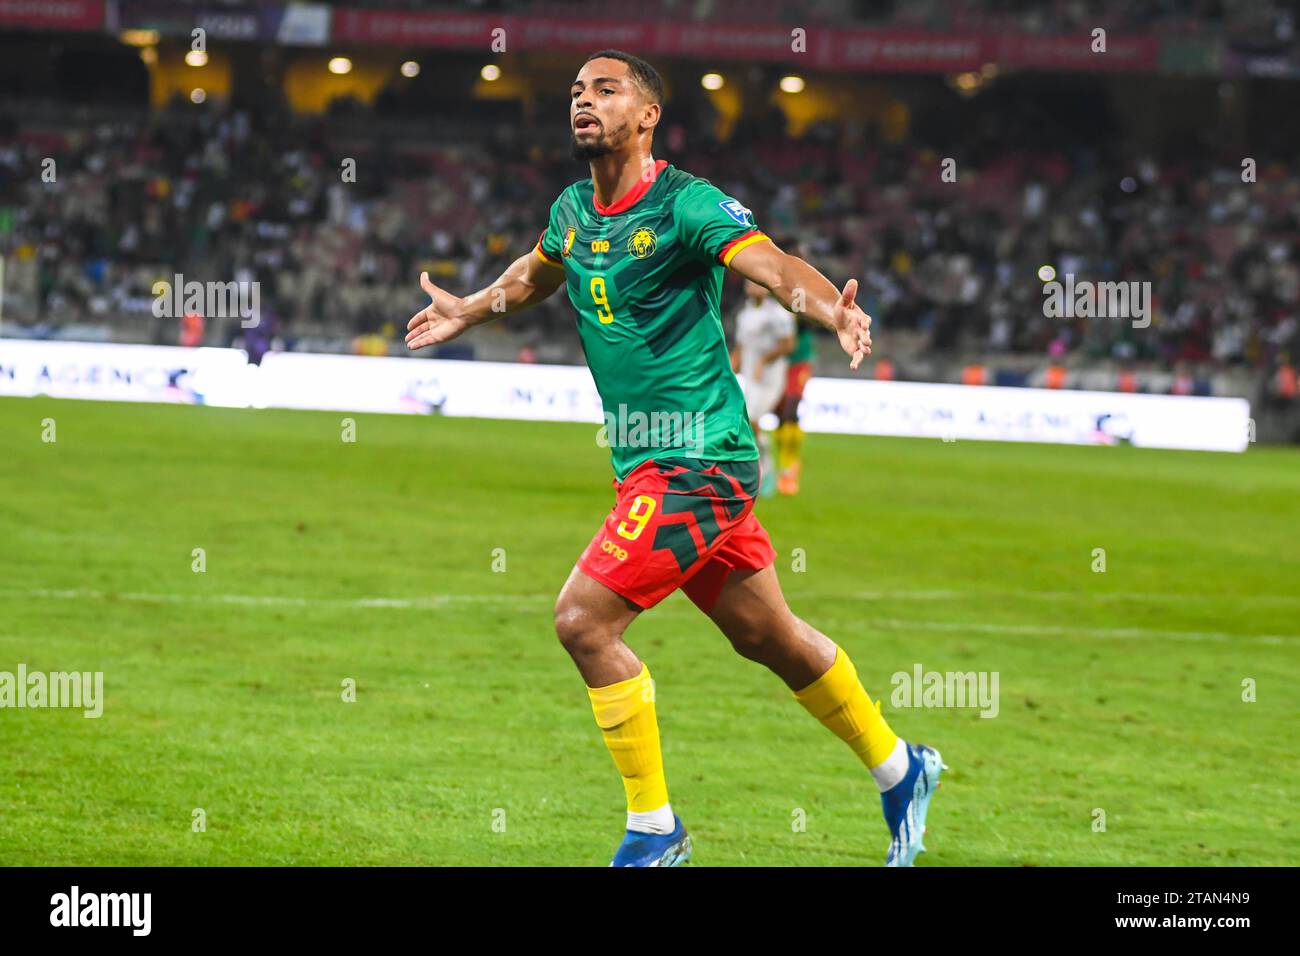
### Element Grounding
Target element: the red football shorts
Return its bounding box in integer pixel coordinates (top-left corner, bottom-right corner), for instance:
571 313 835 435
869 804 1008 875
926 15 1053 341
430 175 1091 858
577 457 777 612
784 360 814 400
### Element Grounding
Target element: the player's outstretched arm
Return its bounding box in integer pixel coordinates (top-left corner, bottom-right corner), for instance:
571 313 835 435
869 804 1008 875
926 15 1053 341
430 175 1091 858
728 241 872 370
405 248 565 351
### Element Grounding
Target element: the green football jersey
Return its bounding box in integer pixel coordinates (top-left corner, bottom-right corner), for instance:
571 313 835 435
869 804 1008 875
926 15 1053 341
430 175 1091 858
535 160 769 480
790 319 816 365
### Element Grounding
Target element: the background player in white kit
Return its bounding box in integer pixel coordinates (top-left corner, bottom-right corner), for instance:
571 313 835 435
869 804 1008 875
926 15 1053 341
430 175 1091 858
731 279 796 497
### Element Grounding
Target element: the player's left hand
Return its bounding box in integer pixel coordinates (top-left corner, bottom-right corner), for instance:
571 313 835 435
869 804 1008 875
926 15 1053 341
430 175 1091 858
831 278 872 370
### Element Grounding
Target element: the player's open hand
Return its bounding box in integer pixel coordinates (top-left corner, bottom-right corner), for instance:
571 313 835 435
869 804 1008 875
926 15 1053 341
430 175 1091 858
406 272 470 350
831 278 873 370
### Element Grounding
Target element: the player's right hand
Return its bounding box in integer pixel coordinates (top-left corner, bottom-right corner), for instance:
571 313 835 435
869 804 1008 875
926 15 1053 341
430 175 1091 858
406 272 470 350
831 278 873 370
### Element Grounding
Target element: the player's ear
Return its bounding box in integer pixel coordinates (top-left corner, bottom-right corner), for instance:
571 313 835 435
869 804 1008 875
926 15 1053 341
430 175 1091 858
639 101 661 134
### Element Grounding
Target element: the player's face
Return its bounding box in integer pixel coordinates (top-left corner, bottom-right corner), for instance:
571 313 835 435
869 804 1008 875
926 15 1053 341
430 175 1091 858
570 59 642 160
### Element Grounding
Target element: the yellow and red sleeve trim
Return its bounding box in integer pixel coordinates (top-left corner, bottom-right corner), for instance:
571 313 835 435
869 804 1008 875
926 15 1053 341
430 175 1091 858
534 231 563 269
719 230 770 267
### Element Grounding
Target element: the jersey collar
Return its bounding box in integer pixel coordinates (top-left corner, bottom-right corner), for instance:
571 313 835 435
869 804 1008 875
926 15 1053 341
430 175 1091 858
592 158 668 216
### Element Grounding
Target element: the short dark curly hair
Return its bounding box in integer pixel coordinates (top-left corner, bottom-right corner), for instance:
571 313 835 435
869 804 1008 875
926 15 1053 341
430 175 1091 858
585 49 664 105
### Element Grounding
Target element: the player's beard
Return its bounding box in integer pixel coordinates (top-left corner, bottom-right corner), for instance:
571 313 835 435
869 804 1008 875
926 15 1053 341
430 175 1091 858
570 120 630 160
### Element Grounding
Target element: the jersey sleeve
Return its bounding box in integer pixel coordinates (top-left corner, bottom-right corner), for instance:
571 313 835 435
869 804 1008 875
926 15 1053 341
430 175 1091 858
674 180 771 268
534 194 566 270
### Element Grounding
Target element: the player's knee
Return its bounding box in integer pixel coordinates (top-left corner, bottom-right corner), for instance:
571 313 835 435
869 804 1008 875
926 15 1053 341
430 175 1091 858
720 610 778 659
721 607 801 661
553 599 603 655
724 626 769 661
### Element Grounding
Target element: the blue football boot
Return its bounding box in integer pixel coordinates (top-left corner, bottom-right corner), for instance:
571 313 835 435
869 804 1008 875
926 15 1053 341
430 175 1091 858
610 815 692 867
881 742 946 867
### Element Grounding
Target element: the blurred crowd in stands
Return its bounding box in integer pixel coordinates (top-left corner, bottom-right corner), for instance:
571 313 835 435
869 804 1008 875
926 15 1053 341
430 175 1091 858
0 87 1296 400
172 0 1298 42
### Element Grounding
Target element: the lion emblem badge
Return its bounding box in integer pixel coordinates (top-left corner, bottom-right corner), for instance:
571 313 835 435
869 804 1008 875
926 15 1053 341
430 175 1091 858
626 227 657 260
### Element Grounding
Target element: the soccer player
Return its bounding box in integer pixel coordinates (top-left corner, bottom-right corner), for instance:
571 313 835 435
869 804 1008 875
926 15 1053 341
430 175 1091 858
772 239 817 497
775 313 816 496
730 279 795 497
406 50 943 867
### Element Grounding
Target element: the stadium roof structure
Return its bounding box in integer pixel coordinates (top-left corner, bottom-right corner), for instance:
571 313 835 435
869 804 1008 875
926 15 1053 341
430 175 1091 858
1 1 1295 79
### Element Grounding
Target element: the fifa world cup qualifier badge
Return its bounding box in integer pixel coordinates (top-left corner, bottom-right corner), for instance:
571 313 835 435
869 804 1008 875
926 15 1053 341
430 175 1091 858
717 198 753 226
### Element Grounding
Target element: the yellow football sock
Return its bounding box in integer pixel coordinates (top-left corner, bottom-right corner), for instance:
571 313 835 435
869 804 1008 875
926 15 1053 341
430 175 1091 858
788 422 804 466
776 422 798 471
587 664 670 813
792 646 898 768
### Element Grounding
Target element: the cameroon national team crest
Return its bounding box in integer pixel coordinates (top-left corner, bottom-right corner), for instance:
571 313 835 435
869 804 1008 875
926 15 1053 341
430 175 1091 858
627 226 657 259
562 225 577 257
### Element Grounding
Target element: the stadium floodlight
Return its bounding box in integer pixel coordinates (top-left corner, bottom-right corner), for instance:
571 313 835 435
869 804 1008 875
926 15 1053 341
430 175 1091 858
328 57 352 75
185 50 208 68
401 60 420 78
701 73 724 90
778 75 804 93
118 29 159 47
481 64 501 81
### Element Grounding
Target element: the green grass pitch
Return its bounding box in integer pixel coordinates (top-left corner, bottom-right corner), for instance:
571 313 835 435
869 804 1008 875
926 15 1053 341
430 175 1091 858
1 395 1297 865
